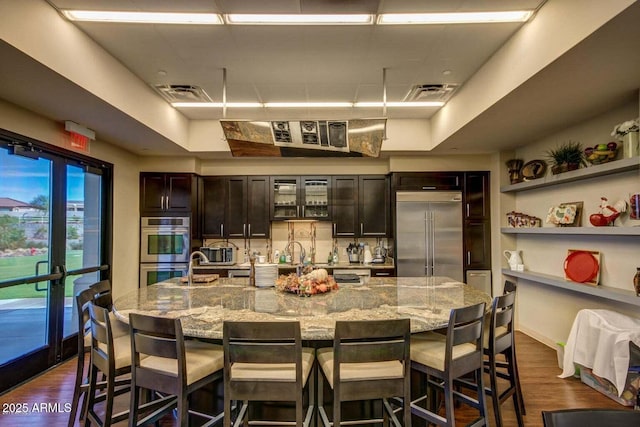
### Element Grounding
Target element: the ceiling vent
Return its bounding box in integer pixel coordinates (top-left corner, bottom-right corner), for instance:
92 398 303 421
153 84 213 103
404 84 458 102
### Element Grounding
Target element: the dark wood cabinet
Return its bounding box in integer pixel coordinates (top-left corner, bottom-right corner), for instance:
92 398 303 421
201 176 270 239
463 172 491 270
271 176 331 221
331 176 359 237
371 268 395 278
331 175 390 237
140 173 194 215
391 172 461 191
359 175 390 237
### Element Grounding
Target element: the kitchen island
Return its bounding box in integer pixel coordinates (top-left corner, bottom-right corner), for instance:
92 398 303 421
114 276 490 340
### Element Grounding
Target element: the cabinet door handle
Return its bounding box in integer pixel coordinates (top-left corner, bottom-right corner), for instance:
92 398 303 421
221 224 224 236
302 206 305 217
376 272 390 276
160 195 165 210
422 186 436 190
467 251 471 264
243 224 246 237
333 223 336 235
296 205 300 217
248 223 251 237
360 223 364 235
466 203 470 217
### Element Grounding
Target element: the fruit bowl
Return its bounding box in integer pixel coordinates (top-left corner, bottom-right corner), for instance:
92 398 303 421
585 143 618 165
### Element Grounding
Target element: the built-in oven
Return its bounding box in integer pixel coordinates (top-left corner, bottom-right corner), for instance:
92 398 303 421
139 263 188 287
140 217 190 263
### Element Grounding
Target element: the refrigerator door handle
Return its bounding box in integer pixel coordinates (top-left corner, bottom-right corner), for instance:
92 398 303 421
430 210 436 276
424 211 430 276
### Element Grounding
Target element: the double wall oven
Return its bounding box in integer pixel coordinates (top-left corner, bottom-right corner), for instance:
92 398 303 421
140 216 190 286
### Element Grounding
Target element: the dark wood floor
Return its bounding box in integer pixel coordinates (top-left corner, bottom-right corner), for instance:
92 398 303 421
0 332 628 426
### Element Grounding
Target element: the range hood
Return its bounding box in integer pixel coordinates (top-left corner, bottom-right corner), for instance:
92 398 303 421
221 119 386 158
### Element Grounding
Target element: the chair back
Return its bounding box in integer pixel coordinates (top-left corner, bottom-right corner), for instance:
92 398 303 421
488 291 516 354
76 287 96 352
223 321 304 402
503 280 517 294
542 408 640 427
129 313 185 395
88 302 115 375
445 302 486 376
90 279 113 310
332 319 410 402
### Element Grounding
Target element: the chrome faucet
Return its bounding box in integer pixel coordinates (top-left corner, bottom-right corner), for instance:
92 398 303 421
187 250 210 286
285 241 306 265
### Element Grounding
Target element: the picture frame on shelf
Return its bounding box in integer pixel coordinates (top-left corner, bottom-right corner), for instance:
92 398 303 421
546 201 583 227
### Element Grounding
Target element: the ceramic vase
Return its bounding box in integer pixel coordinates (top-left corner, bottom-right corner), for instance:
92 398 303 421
622 131 639 158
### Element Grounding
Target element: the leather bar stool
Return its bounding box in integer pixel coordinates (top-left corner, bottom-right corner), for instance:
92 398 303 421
223 321 315 427
410 302 488 427
316 319 411 427
128 312 224 427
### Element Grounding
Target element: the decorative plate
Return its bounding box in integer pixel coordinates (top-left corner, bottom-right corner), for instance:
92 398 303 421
564 250 600 285
520 160 547 181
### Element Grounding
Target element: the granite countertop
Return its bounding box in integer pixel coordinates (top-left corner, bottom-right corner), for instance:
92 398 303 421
198 260 396 270
113 276 490 341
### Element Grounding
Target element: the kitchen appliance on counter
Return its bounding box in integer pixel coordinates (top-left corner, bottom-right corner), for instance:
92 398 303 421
199 246 236 265
140 216 190 286
346 243 360 264
372 243 387 264
395 191 463 281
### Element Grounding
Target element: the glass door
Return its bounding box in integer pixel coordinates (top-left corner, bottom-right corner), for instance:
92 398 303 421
302 177 329 219
272 177 299 219
0 135 111 392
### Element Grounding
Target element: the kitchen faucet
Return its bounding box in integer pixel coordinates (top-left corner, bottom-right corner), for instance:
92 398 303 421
187 250 210 286
285 241 306 265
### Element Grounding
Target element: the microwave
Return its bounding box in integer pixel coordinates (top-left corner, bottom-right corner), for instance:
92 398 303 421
200 246 236 265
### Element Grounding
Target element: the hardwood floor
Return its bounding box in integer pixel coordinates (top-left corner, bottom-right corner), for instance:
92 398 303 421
0 332 629 426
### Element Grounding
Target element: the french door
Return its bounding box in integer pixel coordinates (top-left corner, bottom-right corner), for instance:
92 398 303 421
0 130 112 392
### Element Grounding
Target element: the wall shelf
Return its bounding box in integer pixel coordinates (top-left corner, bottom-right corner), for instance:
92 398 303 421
501 227 640 236
502 268 640 307
500 156 640 193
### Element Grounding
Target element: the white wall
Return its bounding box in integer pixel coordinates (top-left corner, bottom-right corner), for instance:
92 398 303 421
502 99 640 348
0 99 141 300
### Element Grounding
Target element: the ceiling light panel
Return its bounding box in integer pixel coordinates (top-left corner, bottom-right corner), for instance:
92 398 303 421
225 14 375 25
377 11 534 25
62 10 224 24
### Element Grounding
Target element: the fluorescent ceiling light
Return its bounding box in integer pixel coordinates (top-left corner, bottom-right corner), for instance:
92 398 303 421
62 10 223 24
225 14 374 25
355 101 445 107
377 11 534 25
264 102 354 108
172 101 445 108
172 102 262 108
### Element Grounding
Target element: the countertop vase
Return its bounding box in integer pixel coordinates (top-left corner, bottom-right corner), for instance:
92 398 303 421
622 131 639 158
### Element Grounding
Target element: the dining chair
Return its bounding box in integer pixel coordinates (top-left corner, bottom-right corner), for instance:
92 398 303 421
316 319 411 427
85 301 133 427
223 320 315 427
128 312 225 427
68 280 130 427
483 290 524 427
501 280 526 416
541 408 640 427
410 302 488 427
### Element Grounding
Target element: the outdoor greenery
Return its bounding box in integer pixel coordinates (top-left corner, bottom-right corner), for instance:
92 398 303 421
0 251 82 299
0 215 27 250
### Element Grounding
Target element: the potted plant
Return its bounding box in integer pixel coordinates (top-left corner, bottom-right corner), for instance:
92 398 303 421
546 141 586 174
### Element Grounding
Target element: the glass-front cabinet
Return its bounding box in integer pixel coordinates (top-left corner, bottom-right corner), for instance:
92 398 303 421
271 176 330 220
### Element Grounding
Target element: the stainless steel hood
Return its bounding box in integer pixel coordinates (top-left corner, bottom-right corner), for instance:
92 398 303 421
221 118 386 157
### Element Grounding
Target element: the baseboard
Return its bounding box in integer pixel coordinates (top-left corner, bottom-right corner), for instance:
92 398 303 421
515 325 558 350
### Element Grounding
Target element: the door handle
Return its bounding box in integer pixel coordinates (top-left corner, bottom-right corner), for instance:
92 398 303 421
302 206 305 217
467 251 471 265
35 260 49 292
333 223 336 235
466 203 470 217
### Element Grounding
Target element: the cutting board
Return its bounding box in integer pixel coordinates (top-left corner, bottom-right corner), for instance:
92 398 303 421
180 274 219 283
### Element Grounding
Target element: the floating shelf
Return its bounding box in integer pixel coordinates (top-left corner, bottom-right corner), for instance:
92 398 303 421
500 227 640 236
501 268 640 307
500 156 640 193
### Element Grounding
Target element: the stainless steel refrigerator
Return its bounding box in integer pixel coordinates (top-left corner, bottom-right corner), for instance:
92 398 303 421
395 191 463 281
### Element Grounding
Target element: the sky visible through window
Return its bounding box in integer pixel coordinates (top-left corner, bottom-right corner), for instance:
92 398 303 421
0 148 84 204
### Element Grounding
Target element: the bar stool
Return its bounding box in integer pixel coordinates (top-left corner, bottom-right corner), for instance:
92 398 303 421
223 321 315 427
410 302 488 427
316 319 411 427
502 280 526 416
129 313 225 427
68 281 130 427
85 301 133 426
483 291 524 427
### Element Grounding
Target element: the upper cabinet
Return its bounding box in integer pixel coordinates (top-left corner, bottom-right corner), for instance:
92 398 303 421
463 172 491 270
140 173 195 215
201 176 270 239
331 175 390 237
391 172 461 191
271 176 331 221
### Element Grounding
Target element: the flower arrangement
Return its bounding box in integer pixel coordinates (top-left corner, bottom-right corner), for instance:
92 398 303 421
611 117 639 138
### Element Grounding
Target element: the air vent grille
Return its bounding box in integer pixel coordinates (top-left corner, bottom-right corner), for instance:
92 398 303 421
404 84 458 102
153 84 213 103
